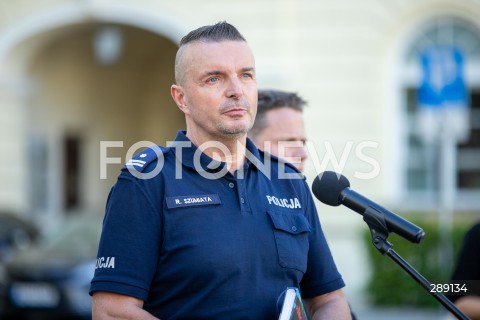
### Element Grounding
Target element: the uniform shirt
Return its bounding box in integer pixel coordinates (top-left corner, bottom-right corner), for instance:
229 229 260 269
90 130 344 319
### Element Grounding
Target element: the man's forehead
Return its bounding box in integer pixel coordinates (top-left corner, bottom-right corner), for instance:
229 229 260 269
183 40 254 64
185 39 250 50
264 108 305 133
267 107 303 119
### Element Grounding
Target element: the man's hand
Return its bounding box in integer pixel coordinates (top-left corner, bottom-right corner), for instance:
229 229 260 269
304 289 352 320
455 295 480 320
92 292 160 320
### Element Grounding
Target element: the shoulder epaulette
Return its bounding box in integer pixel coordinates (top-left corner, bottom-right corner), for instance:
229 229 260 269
122 146 169 173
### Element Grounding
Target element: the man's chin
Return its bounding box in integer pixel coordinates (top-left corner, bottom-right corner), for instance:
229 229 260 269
218 123 251 137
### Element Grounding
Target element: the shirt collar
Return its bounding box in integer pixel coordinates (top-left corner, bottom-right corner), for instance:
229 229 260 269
169 130 263 173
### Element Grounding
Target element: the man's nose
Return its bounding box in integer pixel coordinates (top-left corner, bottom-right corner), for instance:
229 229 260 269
225 77 243 98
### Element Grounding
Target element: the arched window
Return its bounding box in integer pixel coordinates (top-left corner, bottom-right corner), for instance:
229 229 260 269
401 17 480 210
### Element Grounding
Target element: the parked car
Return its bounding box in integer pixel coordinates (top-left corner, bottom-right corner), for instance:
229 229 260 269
0 212 39 262
0 213 103 320
0 212 39 316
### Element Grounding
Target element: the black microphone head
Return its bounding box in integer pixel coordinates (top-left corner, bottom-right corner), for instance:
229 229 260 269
312 171 350 206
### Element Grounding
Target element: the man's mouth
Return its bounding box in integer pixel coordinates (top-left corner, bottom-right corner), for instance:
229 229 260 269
223 108 247 116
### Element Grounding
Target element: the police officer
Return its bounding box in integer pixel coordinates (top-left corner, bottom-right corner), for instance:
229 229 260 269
90 21 351 320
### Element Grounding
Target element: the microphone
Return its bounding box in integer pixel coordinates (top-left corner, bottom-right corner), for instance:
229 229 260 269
311 171 425 243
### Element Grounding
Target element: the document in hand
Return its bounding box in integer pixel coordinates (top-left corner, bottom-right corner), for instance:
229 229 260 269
278 287 308 320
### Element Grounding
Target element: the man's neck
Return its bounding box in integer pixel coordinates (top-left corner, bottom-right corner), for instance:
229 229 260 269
186 129 247 173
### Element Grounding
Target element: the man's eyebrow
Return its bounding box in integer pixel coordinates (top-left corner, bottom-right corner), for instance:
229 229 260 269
278 138 307 142
241 67 255 73
200 67 255 79
207 67 254 74
202 70 224 77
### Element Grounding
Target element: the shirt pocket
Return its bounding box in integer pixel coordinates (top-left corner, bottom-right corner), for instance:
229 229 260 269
267 210 312 273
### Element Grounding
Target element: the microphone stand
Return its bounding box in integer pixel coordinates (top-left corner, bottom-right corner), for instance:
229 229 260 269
363 207 470 320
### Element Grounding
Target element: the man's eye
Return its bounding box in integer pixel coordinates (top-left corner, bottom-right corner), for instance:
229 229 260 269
242 73 253 79
207 77 219 83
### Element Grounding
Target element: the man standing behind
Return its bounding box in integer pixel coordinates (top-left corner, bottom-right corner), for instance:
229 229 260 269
249 89 357 320
249 89 308 172
90 22 351 319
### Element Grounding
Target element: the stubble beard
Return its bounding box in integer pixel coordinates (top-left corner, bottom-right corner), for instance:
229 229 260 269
216 119 252 138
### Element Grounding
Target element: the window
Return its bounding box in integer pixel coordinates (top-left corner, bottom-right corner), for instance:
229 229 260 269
402 18 480 209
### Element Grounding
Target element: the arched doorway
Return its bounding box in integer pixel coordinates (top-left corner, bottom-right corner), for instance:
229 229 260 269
0 5 186 222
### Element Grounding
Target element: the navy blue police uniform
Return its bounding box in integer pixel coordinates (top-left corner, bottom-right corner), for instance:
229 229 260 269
90 130 344 319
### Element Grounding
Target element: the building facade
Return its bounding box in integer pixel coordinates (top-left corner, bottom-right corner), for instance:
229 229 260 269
1 0 479 307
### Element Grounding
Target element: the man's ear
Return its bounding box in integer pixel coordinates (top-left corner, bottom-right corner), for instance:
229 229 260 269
171 84 189 115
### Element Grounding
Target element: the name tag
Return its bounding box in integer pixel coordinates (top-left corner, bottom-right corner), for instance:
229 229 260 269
166 194 221 208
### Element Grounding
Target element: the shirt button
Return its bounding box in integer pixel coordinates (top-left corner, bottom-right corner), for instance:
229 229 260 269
229 182 234 188
240 197 245 203
291 226 297 232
